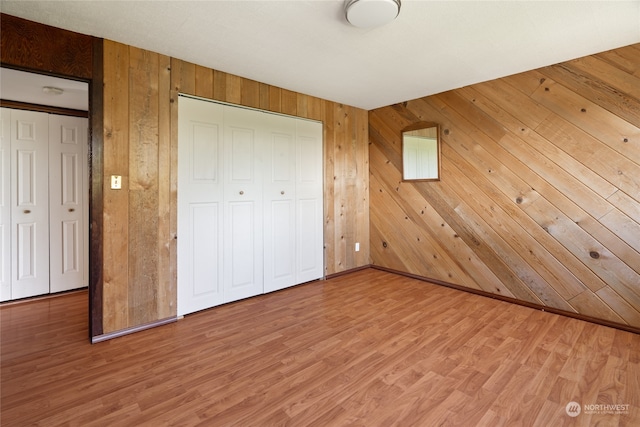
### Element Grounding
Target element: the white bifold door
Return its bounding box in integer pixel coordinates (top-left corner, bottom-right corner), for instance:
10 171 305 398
177 96 323 316
0 108 88 301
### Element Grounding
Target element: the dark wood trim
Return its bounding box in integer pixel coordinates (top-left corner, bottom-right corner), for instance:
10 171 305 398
91 316 177 343
371 265 640 335
324 265 371 280
89 38 104 338
1 13 93 79
0 99 88 117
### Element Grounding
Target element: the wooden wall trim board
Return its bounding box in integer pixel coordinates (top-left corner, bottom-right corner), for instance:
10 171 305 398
0 100 88 117
89 37 105 337
369 42 640 330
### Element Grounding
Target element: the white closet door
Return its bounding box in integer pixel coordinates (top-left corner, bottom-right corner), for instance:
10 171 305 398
223 106 263 303
177 97 225 316
296 119 324 284
0 109 11 301
263 113 296 293
10 109 50 299
49 115 87 293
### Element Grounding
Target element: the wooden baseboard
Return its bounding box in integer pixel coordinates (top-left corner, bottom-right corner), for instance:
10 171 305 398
370 265 640 335
91 317 178 343
324 265 372 280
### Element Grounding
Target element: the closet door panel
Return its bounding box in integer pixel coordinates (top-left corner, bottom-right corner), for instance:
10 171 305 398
177 97 224 315
296 120 324 283
263 114 296 293
223 106 263 302
225 200 261 301
49 115 87 293
265 199 295 293
0 109 10 301
10 110 49 299
190 203 222 296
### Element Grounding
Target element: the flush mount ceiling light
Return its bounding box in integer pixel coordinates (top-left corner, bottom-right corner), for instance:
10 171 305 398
345 0 401 29
42 86 64 95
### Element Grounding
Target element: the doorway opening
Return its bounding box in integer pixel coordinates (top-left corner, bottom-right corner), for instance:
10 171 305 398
0 67 89 302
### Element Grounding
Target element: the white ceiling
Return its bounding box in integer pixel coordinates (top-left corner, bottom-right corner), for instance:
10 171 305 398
1 1 639 110
1 67 89 110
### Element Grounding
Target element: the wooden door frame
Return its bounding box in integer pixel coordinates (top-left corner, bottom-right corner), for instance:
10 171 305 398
1 13 103 339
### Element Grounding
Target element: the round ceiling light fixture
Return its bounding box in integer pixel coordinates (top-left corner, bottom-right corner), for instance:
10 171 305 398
42 86 64 95
345 0 401 29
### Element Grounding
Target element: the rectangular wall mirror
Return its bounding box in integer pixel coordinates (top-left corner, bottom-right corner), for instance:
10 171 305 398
402 122 441 181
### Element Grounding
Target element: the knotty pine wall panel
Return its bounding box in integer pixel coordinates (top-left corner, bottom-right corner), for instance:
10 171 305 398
369 43 640 329
102 41 175 332
100 41 370 334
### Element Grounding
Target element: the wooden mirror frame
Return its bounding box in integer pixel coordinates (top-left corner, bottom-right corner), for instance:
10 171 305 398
401 121 441 181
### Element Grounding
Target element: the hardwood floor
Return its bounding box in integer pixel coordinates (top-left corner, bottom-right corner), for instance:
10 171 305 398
1 268 639 426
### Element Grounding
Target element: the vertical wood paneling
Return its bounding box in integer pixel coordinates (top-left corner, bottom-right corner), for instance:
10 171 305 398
157 54 173 320
369 43 640 329
100 48 369 334
128 47 159 325
194 65 214 99
102 40 130 332
101 44 177 333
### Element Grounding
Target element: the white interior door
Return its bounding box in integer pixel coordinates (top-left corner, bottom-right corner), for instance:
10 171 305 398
49 114 87 293
296 119 324 284
177 96 225 315
223 106 263 303
263 113 296 293
0 109 11 301
10 109 50 300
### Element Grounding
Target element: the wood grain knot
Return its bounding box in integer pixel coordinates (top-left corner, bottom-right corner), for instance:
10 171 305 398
382 241 388 248
444 129 450 135
581 108 587 112
623 138 629 142
516 196 523 204
590 251 600 259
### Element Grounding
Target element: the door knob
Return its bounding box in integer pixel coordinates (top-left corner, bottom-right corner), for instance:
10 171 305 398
239 191 244 195
24 209 31 214
280 191 285 195
69 208 75 212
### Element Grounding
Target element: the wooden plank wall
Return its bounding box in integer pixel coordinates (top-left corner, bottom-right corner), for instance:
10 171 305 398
369 43 640 329
101 41 370 334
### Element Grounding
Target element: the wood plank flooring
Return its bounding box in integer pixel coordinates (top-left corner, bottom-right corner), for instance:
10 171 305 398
2 268 639 426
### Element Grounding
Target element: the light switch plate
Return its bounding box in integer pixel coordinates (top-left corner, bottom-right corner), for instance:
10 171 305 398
111 175 122 190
